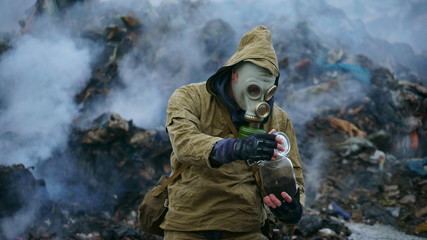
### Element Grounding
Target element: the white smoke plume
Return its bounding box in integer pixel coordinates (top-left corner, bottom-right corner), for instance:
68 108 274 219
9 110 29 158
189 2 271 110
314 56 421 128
0 16 93 236
108 30 206 128
303 138 332 207
109 61 167 129
0 23 92 167
1 201 39 239
0 0 34 33
325 0 427 53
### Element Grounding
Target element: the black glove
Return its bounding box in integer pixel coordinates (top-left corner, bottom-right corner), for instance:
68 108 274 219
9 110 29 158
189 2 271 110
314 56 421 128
234 133 277 161
270 188 303 224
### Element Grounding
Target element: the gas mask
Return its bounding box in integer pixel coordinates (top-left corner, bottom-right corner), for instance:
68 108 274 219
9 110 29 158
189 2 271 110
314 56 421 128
231 62 277 126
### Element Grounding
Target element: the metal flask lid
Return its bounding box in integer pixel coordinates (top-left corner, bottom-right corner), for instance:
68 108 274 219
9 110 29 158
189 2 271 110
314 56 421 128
275 132 290 158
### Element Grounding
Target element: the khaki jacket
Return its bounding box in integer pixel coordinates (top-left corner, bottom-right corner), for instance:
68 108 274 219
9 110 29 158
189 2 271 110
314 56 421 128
161 26 304 232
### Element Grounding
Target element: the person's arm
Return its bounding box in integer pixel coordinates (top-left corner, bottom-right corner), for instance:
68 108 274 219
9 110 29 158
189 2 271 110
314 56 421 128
209 138 238 167
166 86 223 168
209 132 284 167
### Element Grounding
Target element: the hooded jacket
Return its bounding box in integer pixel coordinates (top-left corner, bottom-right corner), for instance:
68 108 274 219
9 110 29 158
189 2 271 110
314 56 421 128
161 26 305 232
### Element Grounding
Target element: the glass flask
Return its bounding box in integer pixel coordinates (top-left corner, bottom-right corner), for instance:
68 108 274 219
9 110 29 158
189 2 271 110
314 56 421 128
258 132 297 197
238 126 297 197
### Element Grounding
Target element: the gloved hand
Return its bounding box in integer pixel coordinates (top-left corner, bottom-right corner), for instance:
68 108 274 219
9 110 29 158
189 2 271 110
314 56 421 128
234 133 278 161
265 188 303 224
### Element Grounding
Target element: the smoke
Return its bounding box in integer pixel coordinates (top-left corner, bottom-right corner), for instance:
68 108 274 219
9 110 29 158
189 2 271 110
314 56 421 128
0 25 92 167
36 151 110 212
303 138 332 207
107 28 206 128
284 78 367 126
325 0 427 53
0 0 425 236
1 202 39 239
0 0 34 33
109 61 167 129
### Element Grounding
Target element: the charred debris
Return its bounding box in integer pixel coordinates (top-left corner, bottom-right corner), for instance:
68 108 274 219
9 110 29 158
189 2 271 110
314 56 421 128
0 0 427 239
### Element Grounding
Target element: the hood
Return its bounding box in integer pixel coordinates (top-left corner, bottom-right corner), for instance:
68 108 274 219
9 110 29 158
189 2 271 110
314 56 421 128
206 25 280 95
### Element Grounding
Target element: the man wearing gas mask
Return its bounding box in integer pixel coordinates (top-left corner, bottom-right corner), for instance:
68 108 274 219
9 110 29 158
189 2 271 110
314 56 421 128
162 26 304 240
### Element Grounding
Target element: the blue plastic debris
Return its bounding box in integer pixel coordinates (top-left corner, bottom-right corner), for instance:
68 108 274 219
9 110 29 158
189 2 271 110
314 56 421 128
331 203 351 220
316 55 371 84
323 63 371 84
406 157 427 177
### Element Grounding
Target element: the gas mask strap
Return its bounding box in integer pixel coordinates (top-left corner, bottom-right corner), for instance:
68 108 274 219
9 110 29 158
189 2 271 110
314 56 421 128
216 97 239 138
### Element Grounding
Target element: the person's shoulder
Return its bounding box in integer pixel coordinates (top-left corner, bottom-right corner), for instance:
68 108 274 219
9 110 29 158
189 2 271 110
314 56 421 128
171 81 208 100
273 103 286 114
176 81 207 91
272 104 291 120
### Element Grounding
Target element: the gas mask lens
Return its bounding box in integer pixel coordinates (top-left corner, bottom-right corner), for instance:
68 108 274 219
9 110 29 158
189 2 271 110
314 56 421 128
247 84 277 101
247 84 262 99
264 85 277 101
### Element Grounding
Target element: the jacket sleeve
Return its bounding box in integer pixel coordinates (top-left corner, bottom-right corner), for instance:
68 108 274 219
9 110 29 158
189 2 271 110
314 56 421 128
166 86 223 168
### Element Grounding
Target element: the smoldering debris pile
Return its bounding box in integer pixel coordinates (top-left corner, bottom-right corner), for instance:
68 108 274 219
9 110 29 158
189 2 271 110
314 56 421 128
1 113 171 240
270 20 427 240
0 0 426 240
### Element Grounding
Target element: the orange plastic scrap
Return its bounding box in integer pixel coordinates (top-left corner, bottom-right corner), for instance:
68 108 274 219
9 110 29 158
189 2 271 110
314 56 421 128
348 105 365 115
416 221 427 232
410 130 419 149
327 117 367 138
295 58 311 70
416 206 427 218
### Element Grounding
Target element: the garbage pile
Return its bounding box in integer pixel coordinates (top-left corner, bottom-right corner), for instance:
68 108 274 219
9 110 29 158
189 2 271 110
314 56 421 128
0 0 426 240
0 113 171 240
267 18 427 240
